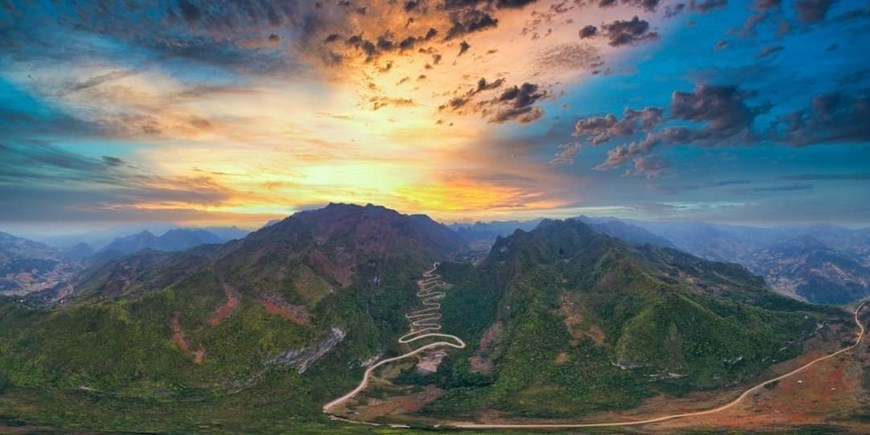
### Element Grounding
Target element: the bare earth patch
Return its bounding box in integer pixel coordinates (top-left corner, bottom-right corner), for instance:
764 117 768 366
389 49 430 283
469 322 502 374
170 312 205 364
208 282 241 327
558 293 605 346
258 292 310 324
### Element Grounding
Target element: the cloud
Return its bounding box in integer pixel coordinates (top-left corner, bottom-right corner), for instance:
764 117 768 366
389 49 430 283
445 9 499 40
573 107 663 144
773 91 870 145
579 25 598 38
624 156 668 178
0 142 236 223
794 0 835 23
577 84 765 172
102 156 126 167
439 80 548 124
782 173 870 181
489 82 548 123
600 16 659 46
535 43 603 71
755 45 784 58
549 143 582 165
689 0 728 13
458 40 471 56
655 179 753 194
598 0 660 12
745 184 814 192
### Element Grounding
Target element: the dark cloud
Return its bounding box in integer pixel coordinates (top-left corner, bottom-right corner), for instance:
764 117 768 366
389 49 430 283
626 0 661 12
665 3 686 18
600 16 658 46
458 40 471 56
773 91 870 145
794 0 834 23
579 25 597 38
582 83 868 178
476 77 505 92
487 82 548 123
445 9 499 40
670 85 759 139
496 0 538 8
573 107 664 144
102 156 125 167
689 0 728 13
581 85 764 174
755 45 783 58
370 96 417 110
597 0 660 12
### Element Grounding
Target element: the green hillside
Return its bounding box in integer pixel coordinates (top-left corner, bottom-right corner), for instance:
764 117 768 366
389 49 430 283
425 219 845 419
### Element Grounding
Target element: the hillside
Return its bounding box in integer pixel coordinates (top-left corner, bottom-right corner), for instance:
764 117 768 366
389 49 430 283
0 204 467 432
397 219 846 421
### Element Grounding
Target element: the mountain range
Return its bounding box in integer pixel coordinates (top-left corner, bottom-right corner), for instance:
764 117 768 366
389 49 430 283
0 203 858 432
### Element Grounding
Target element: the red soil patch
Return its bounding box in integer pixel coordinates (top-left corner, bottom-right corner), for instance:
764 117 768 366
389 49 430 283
258 293 310 324
171 312 205 364
208 282 241 327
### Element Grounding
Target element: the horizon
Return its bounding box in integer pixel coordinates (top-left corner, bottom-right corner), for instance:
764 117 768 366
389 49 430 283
2 1 869 230
3 200 869 243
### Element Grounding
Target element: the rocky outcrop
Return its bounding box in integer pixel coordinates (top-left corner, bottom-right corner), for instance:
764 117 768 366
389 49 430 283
268 327 346 373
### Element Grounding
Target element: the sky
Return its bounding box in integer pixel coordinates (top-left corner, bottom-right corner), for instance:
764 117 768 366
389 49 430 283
0 0 868 232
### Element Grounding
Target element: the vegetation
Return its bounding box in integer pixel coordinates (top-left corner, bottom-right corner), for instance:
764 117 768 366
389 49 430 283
0 211 851 431
423 219 845 419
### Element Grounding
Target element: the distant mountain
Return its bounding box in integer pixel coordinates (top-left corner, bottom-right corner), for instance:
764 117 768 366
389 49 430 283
449 216 674 250
450 219 542 245
201 226 250 241
99 229 224 256
631 221 870 304
746 235 870 304
0 232 81 295
576 216 675 248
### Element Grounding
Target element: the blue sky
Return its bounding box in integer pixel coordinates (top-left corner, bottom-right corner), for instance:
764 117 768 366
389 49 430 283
0 0 868 230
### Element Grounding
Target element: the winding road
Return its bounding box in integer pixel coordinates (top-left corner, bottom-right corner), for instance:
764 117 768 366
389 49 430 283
322 263 465 413
324 267 866 431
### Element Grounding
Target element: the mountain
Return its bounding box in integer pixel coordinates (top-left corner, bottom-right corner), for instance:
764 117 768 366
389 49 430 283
0 232 81 295
200 226 250 241
99 228 224 256
420 219 843 420
450 219 542 245
746 235 870 304
576 216 675 248
450 216 673 250
0 209 851 431
0 203 468 422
